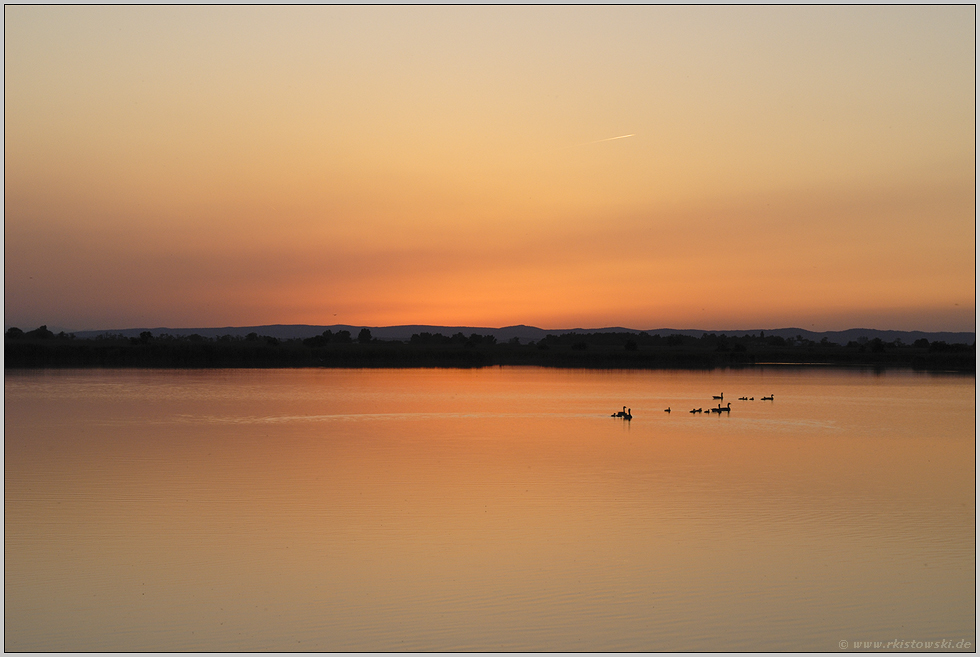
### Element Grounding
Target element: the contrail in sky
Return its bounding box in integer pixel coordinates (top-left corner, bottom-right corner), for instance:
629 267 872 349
587 133 635 144
567 134 636 149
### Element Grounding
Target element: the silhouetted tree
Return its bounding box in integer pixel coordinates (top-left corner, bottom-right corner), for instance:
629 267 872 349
27 325 54 339
303 334 325 347
5 327 23 339
358 328 372 344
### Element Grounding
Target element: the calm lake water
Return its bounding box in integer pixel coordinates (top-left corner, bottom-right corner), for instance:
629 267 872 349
5 367 975 651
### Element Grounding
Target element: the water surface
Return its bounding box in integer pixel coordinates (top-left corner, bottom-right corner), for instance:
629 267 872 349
5 367 975 651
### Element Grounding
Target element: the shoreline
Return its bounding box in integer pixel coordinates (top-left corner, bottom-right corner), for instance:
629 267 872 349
6 334 975 373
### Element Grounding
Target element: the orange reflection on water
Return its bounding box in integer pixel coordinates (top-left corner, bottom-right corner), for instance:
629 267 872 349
5 368 975 650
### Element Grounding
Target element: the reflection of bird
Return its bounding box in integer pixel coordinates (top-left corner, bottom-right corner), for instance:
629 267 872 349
713 393 724 400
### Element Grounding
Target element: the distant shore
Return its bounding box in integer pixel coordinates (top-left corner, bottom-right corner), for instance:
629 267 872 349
5 327 974 372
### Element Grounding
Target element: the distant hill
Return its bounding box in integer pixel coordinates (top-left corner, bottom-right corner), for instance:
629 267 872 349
66 323 975 346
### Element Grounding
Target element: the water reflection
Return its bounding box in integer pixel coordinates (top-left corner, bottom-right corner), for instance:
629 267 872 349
5 368 975 651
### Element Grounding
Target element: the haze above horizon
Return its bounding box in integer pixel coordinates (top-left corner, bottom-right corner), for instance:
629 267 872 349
5 6 976 333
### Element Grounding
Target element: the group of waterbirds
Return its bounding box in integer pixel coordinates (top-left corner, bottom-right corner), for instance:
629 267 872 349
611 406 632 420
612 392 774 421
689 403 731 414
689 392 773 414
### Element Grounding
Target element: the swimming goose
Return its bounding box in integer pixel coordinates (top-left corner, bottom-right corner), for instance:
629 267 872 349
713 393 724 400
611 406 627 417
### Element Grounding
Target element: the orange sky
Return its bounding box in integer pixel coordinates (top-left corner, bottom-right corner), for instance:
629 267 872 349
4 6 975 332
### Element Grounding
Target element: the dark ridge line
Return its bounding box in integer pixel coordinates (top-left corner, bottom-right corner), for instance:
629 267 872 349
58 323 975 345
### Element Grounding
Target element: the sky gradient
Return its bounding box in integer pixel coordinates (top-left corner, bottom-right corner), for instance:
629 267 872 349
5 5 976 332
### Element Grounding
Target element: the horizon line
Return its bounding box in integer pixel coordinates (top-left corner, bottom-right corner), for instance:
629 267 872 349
35 322 977 337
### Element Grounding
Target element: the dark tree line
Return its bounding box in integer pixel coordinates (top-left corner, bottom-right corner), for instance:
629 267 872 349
410 332 497 346
5 325 974 372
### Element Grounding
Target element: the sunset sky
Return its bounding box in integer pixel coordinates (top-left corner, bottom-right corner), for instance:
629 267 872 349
5 5 975 332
